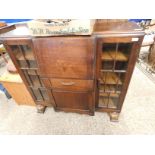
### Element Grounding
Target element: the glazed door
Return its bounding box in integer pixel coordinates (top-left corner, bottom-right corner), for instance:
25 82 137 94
3 38 55 107
96 36 143 111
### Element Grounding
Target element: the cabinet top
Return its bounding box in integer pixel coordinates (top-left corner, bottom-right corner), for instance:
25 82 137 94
0 21 145 39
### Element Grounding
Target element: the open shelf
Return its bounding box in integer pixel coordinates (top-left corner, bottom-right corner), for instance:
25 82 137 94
101 51 128 61
100 72 123 85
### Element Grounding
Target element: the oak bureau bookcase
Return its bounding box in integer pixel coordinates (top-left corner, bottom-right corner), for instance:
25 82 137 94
0 20 144 121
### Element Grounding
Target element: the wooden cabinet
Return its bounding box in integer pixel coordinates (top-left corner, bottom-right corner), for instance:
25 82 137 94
0 21 144 121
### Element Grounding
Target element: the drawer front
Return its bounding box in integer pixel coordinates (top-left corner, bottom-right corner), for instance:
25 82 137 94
50 79 94 91
33 37 95 79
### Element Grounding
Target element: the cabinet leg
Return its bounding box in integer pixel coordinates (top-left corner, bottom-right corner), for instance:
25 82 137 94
109 112 120 122
89 110 95 116
54 107 60 112
36 104 46 113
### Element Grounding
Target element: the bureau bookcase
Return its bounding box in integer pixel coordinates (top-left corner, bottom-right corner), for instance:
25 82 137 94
0 21 144 121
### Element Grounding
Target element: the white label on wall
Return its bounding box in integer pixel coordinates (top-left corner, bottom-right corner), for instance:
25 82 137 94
132 38 139 41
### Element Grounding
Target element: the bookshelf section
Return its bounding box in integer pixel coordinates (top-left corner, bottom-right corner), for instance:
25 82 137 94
97 42 133 110
8 43 49 105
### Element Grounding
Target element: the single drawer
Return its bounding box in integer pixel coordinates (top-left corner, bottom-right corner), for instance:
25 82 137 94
50 79 94 91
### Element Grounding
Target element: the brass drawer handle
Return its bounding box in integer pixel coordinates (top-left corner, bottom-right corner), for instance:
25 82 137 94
61 81 75 86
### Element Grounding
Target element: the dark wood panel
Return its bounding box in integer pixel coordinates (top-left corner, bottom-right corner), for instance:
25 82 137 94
53 91 94 112
33 37 95 79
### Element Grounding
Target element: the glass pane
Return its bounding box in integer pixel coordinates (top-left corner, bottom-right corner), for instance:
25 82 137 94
100 72 124 85
20 45 35 60
23 70 43 87
40 89 49 101
10 45 24 60
118 43 133 59
108 93 119 109
102 61 114 70
99 92 119 109
102 43 132 62
115 61 128 71
9 45 37 69
17 60 28 68
30 88 43 101
102 43 116 61
28 60 38 68
99 83 122 93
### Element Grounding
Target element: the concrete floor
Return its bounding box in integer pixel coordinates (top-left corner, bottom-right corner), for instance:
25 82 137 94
0 62 155 134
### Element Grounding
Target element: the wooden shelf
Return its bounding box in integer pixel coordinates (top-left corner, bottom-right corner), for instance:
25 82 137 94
29 85 45 89
99 92 119 97
100 72 122 85
101 51 128 61
99 84 121 93
101 69 126 73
